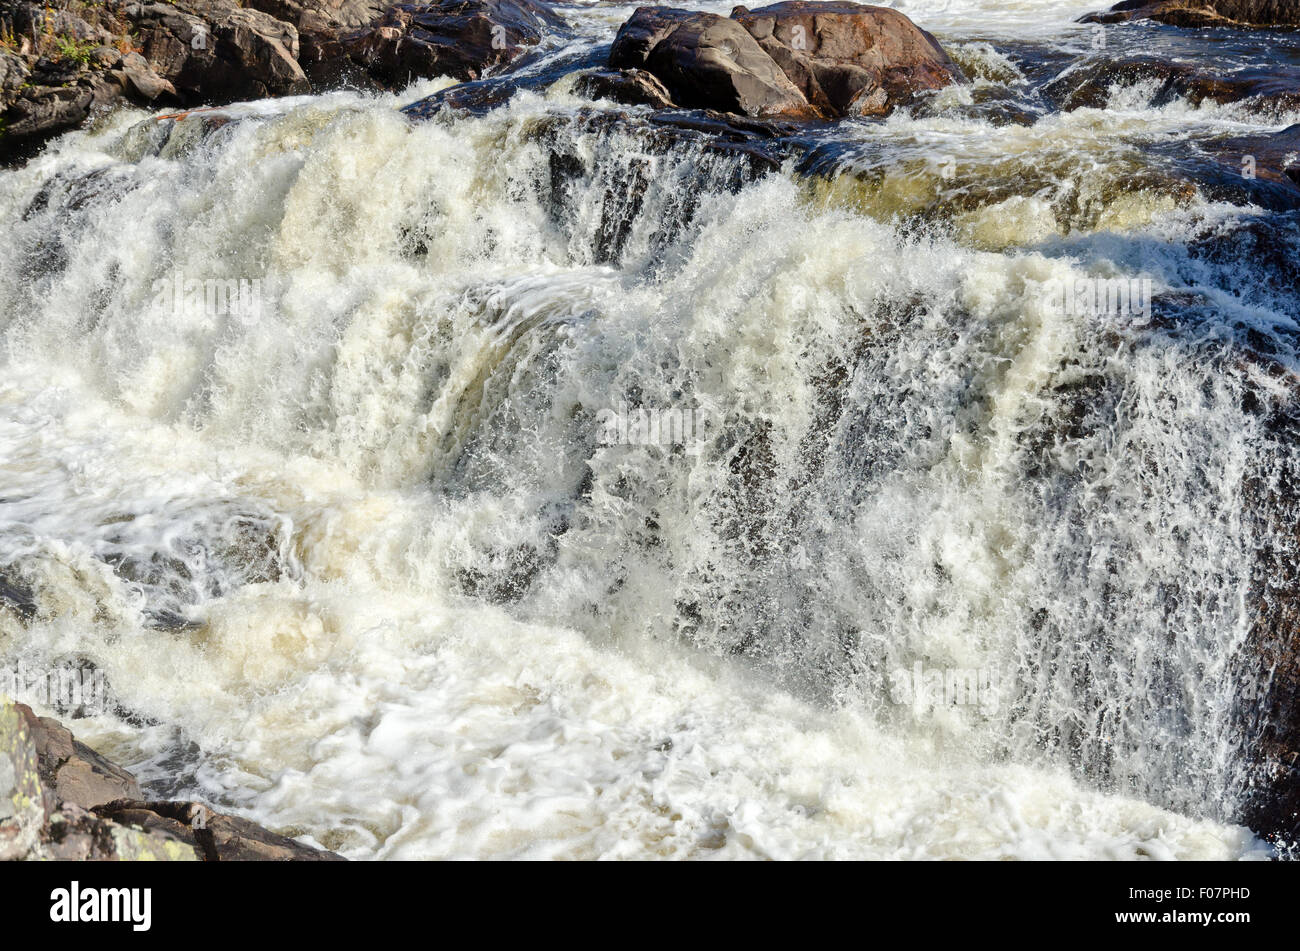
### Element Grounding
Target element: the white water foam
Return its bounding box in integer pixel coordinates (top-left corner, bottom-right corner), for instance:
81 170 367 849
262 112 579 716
1 1 1294 859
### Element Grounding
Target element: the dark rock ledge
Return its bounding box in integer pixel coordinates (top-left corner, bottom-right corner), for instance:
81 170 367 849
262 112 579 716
1081 1 1300 28
1 698 341 861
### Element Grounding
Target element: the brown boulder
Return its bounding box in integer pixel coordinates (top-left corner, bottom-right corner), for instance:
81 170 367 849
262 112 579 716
616 8 812 118
127 0 311 102
241 0 390 84
608 2 960 120
117 63 179 102
573 68 676 109
1083 0 1300 27
0 698 342 860
1215 124 1300 189
13 702 141 809
731 1 960 117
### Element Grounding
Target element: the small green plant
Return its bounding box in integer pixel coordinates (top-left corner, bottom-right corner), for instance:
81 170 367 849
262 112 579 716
54 34 97 64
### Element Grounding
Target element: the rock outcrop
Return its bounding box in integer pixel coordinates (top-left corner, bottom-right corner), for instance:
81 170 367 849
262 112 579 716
0 40 128 162
1 0 570 160
1082 0 1300 28
731 2 960 116
244 0 389 83
338 0 567 87
2 0 308 161
3 0 945 160
128 0 311 102
22 705 142 809
609 7 812 118
572 68 675 110
1041 54 1300 113
1214 124 1300 191
602 2 959 120
1 698 342 861
1159 124 1300 213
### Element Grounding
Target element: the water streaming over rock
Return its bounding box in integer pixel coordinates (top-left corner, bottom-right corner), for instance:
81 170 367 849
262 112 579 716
1 0 1297 858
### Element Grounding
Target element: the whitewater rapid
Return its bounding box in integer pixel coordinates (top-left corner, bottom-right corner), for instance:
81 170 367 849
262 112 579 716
2 0 1297 858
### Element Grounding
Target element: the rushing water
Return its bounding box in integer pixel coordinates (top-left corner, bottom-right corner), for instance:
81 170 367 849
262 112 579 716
1 0 1297 858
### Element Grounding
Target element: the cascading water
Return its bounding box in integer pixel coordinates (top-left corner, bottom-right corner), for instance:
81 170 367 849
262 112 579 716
1 0 1297 858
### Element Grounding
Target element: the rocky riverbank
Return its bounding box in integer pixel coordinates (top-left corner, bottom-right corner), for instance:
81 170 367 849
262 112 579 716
1 698 341 860
6 0 1300 165
0 0 570 161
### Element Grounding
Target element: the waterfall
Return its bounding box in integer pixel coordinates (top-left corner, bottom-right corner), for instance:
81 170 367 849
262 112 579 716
1 0 1295 859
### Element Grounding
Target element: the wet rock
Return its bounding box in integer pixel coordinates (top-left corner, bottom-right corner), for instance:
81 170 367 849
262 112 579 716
608 2 959 120
23 164 144 220
1082 1 1300 28
127 0 311 102
0 567 38 621
525 107 787 263
610 7 813 118
15 701 142 809
0 698 344 860
1217 124 1300 189
116 62 178 101
401 41 603 116
1186 211 1300 304
402 68 555 116
1040 54 1300 112
647 106 801 155
573 68 675 109
730 1 961 117
1174 124 1300 212
0 700 48 860
242 0 388 84
340 0 567 88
